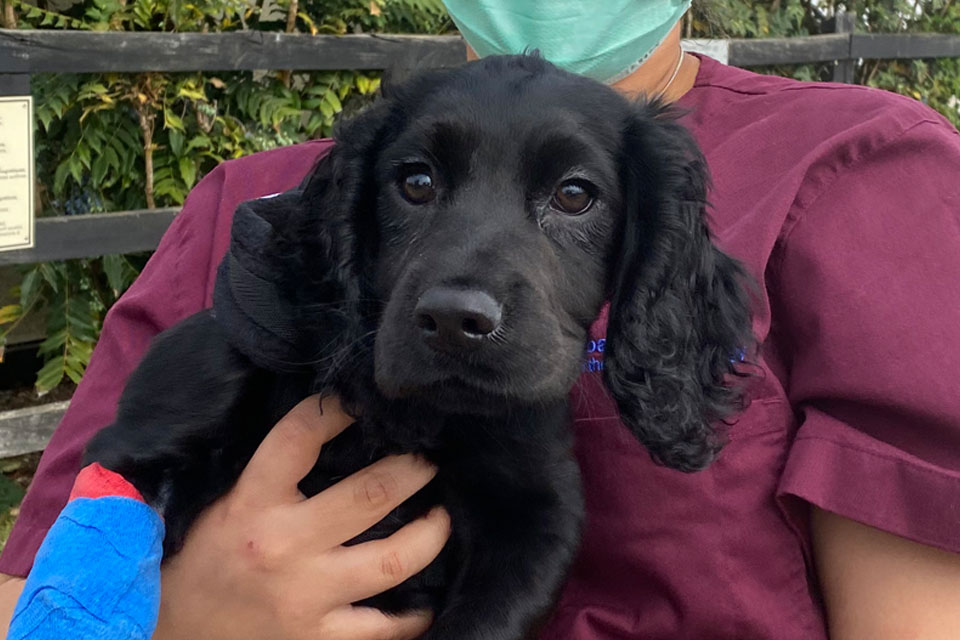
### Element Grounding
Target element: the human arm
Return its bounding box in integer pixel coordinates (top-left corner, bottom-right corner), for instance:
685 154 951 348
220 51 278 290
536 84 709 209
0 578 25 635
812 507 960 639
771 116 960 631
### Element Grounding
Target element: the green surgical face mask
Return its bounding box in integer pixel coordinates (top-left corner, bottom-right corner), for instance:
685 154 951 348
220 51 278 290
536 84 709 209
444 0 691 84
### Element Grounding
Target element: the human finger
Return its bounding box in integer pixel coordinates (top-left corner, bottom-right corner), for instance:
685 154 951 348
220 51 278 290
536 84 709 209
324 506 451 604
295 453 437 546
238 395 355 504
316 606 433 640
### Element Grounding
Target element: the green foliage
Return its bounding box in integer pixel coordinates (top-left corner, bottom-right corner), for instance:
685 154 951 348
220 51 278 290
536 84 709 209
689 0 960 127
0 453 41 551
859 2 960 126
0 469 26 551
1 0 958 395
0 473 25 516
1 256 143 393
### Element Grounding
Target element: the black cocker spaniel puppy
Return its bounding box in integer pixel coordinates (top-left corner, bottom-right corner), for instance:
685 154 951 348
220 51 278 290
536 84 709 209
86 54 753 640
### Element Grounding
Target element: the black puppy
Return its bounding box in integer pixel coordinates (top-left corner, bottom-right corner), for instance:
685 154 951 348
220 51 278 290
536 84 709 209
86 55 752 639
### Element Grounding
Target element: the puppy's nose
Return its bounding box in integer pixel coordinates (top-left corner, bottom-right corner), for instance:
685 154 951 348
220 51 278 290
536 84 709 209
415 288 502 350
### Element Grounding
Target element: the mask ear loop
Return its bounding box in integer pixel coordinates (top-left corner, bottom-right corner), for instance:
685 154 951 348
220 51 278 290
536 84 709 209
657 46 686 97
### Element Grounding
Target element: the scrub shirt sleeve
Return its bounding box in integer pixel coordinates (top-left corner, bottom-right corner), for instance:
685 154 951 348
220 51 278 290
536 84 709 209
774 119 960 553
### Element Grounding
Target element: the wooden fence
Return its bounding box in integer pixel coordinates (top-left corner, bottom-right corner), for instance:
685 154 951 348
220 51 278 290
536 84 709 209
0 22 959 456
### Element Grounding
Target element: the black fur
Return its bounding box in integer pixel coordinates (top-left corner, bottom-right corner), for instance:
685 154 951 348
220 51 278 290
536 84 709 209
85 55 753 640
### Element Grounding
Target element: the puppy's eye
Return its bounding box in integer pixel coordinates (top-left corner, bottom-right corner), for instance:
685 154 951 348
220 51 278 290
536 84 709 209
551 179 595 215
399 166 436 204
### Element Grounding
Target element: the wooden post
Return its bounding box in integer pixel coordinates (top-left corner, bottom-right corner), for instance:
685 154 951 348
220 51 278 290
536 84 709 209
830 10 856 83
0 72 28 96
0 401 69 458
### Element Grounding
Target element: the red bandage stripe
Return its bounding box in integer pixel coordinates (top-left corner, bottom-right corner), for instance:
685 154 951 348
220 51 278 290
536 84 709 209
68 463 145 503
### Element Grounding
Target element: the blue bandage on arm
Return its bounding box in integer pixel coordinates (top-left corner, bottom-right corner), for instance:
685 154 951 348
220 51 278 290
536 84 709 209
7 497 165 640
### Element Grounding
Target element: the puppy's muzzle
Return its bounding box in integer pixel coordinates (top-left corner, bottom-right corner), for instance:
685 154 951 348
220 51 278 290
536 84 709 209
415 287 502 353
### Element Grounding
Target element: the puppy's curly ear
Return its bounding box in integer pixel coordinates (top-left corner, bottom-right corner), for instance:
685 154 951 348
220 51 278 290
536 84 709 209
603 102 754 472
213 103 393 372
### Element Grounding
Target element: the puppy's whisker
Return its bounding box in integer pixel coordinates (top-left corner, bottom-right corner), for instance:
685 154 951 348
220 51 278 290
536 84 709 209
315 331 377 371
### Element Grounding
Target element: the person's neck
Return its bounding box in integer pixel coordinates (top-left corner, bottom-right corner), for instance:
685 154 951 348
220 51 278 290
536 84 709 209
610 25 698 102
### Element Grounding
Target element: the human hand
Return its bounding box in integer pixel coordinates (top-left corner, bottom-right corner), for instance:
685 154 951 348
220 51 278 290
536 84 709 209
152 395 450 640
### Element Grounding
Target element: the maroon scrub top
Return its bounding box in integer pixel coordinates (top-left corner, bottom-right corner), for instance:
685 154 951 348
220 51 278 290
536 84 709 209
4 55 960 639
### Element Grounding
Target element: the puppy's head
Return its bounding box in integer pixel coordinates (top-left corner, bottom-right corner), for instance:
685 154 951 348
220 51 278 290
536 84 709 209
221 55 753 471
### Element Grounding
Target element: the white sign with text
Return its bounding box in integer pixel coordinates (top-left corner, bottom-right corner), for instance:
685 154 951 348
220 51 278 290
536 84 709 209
0 96 34 252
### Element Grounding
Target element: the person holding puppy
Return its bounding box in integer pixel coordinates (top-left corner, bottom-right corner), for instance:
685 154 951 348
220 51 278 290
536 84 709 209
2 1 960 638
